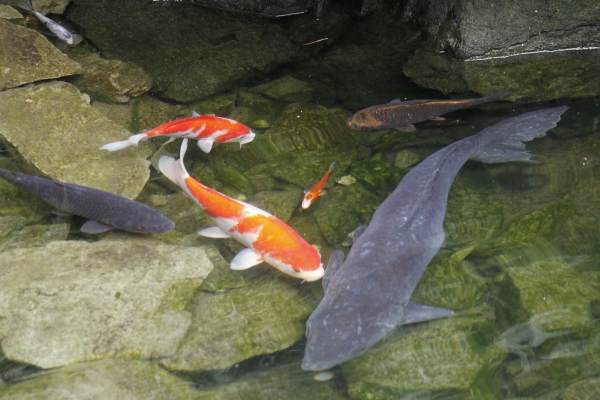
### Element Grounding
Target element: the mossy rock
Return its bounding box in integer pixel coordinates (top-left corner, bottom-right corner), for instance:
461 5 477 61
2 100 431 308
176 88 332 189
496 260 600 334
312 183 383 245
249 190 304 222
160 267 322 372
237 92 281 123
248 76 313 102
213 164 253 195
349 158 391 193
189 93 236 117
474 202 575 257
343 317 504 399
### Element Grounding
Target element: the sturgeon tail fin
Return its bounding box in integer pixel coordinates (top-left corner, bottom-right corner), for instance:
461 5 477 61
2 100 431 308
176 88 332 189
100 133 147 152
158 138 190 185
470 106 568 164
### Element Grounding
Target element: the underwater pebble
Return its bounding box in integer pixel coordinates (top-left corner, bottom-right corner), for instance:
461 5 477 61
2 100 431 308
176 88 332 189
250 119 270 129
313 371 335 381
336 175 356 186
148 194 168 206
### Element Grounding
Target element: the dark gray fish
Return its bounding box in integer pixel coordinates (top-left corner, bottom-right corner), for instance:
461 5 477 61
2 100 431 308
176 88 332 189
18 0 74 44
347 91 511 132
303 106 569 371
0 168 175 234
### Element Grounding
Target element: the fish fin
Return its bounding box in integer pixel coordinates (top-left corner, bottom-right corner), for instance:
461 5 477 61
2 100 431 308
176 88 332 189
158 138 190 185
398 302 454 326
469 106 568 164
163 137 175 145
319 189 327 196
100 133 147 152
198 226 231 238
322 250 345 292
191 110 200 117
239 132 256 145
51 208 71 217
353 224 368 241
230 248 264 270
207 113 216 117
478 90 511 103
396 125 416 132
328 161 336 171
304 189 309 194
80 220 114 234
17 2 34 12
197 139 214 153
429 117 446 121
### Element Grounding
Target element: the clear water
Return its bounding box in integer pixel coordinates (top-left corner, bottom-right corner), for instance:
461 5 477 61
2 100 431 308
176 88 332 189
1 1 600 399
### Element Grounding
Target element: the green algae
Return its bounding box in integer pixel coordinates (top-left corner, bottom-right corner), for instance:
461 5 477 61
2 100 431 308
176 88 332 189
349 157 391 193
249 190 304 222
248 76 313 102
190 93 236 117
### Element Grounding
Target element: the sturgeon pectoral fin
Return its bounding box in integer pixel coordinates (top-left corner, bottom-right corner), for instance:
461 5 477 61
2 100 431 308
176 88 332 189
398 302 454 326
396 125 416 132
323 250 345 292
198 226 232 238
197 139 214 153
81 220 114 234
230 248 264 270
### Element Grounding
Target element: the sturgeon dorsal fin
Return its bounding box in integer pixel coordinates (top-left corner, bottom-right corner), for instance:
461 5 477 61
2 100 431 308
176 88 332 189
323 250 344 292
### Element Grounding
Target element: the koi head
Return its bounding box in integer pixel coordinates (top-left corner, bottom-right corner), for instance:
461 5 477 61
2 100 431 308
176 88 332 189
302 192 317 209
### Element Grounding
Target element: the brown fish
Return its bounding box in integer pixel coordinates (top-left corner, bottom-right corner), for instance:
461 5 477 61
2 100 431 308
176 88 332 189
347 91 511 132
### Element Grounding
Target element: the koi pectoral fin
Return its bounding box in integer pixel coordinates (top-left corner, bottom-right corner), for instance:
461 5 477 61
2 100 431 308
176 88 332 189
80 220 114 234
197 139 214 153
319 189 327 196
230 248 264 270
398 302 454 326
198 226 232 238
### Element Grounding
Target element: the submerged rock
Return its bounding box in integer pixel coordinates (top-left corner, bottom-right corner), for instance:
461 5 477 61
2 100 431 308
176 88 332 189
249 189 304 222
249 76 313 102
71 55 152 103
4 223 70 249
342 317 503 399
496 260 600 333
160 267 321 372
0 19 80 91
0 238 214 368
66 2 298 103
0 358 200 399
0 81 151 199
190 93 237 117
0 5 22 19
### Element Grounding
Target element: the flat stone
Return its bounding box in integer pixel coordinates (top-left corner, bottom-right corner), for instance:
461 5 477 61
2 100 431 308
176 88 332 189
71 55 152 103
0 5 22 19
0 358 201 400
343 317 503 399
160 267 322 372
0 19 80 90
4 223 70 249
249 76 313 102
249 189 304 222
0 81 151 199
0 237 214 368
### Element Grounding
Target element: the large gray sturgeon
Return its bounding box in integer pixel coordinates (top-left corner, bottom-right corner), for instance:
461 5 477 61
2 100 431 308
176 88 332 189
302 106 569 371
0 168 175 234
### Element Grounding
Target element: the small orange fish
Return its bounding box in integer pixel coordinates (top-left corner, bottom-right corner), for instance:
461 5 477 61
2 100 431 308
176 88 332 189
159 139 324 281
302 162 335 209
100 111 255 153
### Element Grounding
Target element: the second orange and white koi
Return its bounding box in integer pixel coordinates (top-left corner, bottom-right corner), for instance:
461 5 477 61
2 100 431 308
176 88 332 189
302 162 335 209
159 138 324 281
100 112 255 153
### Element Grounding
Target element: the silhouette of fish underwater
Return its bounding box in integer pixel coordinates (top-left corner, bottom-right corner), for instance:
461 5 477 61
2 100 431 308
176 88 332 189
347 91 511 132
0 168 175 234
303 106 569 371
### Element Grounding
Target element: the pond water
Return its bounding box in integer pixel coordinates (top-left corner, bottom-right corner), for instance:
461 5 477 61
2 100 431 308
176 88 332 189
1 1 600 399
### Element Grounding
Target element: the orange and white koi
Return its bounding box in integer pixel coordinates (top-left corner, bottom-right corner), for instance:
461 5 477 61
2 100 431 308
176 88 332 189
100 111 255 153
159 138 324 281
302 162 335 209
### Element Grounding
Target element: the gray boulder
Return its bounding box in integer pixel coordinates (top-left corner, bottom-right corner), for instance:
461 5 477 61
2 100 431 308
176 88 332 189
0 19 80 91
0 358 200 400
0 237 214 368
0 81 151 199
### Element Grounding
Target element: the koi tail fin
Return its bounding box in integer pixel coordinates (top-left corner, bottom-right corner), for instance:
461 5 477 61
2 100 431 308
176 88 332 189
17 1 34 13
99 133 147 152
470 106 568 164
158 138 190 186
474 90 512 105
328 161 335 172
